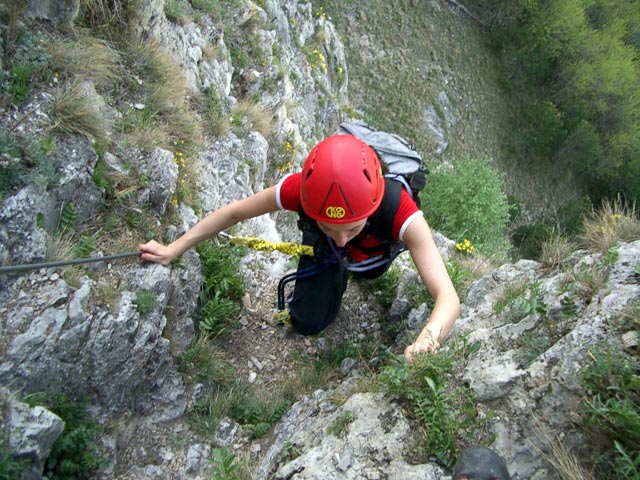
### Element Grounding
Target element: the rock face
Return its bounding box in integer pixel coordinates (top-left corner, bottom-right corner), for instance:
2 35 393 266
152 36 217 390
460 243 640 478
251 241 640 479
1 1 639 479
256 388 448 480
0 389 64 477
0 266 190 423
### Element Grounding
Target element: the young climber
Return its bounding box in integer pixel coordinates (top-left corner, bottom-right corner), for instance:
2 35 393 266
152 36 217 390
139 134 460 358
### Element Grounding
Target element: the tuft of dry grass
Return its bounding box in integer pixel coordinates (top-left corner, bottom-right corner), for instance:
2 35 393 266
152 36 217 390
50 81 114 141
530 417 593 480
79 0 128 30
541 228 578 269
310 27 328 49
455 252 500 280
452 252 501 299
123 43 203 154
45 231 84 287
46 231 76 262
230 98 273 137
579 197 640 253
47 33 122 91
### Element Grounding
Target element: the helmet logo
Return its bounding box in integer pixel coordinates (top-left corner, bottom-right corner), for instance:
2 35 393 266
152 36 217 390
325 206 346 219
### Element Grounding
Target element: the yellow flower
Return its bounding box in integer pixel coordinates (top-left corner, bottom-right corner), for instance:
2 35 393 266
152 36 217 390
455 239 475 255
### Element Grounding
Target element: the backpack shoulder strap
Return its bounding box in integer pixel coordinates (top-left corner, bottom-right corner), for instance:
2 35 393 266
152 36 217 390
355 178 402 249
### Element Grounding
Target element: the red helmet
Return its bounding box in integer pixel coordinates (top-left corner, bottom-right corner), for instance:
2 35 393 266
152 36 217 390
300 135 385 223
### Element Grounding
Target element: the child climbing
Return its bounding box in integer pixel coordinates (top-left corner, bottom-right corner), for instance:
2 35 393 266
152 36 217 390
139 133 460 359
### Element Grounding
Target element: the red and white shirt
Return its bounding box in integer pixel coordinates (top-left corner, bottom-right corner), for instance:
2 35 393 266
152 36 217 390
276 173 424 261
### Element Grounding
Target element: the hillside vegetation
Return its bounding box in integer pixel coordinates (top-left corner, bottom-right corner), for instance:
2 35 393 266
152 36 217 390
321 0 640 259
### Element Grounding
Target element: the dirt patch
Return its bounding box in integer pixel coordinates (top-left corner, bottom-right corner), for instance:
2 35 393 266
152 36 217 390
221 266 388 389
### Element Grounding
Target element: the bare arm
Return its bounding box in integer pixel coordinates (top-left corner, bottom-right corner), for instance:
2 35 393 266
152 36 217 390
139 185 280 265
402 216 461 358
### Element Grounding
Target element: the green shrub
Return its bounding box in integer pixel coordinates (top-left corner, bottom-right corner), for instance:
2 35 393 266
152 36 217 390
420 156 511 258
24 393 107 480
511 223 553 260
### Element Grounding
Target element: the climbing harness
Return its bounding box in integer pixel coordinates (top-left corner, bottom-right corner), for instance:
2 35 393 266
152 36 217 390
325 236 406 273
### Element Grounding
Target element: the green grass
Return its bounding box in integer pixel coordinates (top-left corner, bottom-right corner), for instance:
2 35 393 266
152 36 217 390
580 346 640 478
0 427 26 480
0 129 56 200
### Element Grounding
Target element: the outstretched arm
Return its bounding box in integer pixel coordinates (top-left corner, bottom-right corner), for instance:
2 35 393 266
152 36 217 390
139 185 280 265
402 216 461 358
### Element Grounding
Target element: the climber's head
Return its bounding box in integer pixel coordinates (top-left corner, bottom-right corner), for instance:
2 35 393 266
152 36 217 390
300 134 385 227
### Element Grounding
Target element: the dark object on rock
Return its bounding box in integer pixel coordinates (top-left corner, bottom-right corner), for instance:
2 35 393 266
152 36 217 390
452 446 512 480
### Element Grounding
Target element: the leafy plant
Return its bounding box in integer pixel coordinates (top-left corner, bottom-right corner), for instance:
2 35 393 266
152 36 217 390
613 441 640 479
379 337 485 469
198 291 240 337
495 280 548 324
24 393 107 480
207 448 249 480
580 346 640 478
279 440 302 464
195 241 246 338
59 203 78 232
135 289 157 316
74 235 96 258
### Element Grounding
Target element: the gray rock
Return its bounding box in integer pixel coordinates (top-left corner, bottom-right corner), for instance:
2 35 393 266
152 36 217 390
139 148 179 215
1 388 64 475
26 0 79 26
